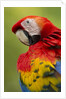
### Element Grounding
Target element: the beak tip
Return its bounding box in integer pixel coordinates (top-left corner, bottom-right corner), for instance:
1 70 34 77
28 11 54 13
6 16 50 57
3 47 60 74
12 18 24 34
12 25 16 34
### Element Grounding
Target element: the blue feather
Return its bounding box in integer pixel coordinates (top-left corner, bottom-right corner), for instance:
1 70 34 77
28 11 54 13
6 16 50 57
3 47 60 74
55 61 61 74
19 79 30 92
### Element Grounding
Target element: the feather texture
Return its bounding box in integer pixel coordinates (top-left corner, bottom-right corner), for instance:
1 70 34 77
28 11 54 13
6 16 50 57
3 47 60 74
18 58 61 92
19 79 30 92
12 16 61 92
17 30 61 91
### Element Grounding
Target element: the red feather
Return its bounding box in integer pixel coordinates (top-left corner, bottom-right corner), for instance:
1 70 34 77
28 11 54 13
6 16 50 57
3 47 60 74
12 16 61 72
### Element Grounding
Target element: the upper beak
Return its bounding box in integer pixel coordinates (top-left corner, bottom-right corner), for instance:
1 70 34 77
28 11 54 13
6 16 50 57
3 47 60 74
12 20 31 46
12 19 24 33
12 20 41 46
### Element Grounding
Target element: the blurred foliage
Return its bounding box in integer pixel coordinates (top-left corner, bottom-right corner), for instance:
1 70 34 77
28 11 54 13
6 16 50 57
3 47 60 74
4 7 61 92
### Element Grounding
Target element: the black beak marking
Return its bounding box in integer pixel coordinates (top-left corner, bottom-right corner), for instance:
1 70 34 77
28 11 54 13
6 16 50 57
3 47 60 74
23 30 41 45
30 35 41 45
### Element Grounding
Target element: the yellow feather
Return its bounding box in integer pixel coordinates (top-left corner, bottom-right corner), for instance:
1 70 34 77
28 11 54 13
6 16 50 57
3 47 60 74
19 57 61 92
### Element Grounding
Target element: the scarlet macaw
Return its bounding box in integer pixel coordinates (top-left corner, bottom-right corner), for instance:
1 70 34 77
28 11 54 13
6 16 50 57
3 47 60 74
12 16 61 92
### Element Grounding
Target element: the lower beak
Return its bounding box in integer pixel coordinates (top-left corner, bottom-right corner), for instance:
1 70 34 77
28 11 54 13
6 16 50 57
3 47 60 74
29 35 41 45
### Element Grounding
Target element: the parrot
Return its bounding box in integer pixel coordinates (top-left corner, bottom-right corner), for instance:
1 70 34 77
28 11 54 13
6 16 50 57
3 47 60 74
12 16 61 92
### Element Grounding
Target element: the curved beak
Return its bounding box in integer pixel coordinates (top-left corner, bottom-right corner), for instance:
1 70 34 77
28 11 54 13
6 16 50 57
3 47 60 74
16 29 41 46
12 21 41 46
12 21 24 33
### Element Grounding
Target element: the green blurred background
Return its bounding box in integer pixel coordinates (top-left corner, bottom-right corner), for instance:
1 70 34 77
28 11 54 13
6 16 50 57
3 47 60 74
4 7 61 92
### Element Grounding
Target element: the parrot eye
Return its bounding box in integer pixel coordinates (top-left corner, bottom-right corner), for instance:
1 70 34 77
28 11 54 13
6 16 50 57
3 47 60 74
26 20 29 23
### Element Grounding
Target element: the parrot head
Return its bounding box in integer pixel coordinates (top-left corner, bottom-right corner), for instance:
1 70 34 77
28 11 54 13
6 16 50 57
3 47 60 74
12 16 58 46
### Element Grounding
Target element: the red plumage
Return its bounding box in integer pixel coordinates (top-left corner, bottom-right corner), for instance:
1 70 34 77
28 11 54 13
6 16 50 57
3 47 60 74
12 16 61 72
17 29 61 72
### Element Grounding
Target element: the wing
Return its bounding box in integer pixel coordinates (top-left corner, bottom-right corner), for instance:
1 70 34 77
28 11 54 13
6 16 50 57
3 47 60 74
55 61 61 74
42 29 61 59
19 58 61 92
19 79 30 92
19 73 30 92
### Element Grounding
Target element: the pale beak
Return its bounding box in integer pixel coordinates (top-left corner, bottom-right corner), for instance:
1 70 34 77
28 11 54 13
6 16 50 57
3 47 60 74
16 29 41 46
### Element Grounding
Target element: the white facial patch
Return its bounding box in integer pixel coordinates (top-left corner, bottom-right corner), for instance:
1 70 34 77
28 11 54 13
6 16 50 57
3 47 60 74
16 29 29 45
21 18 40 36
